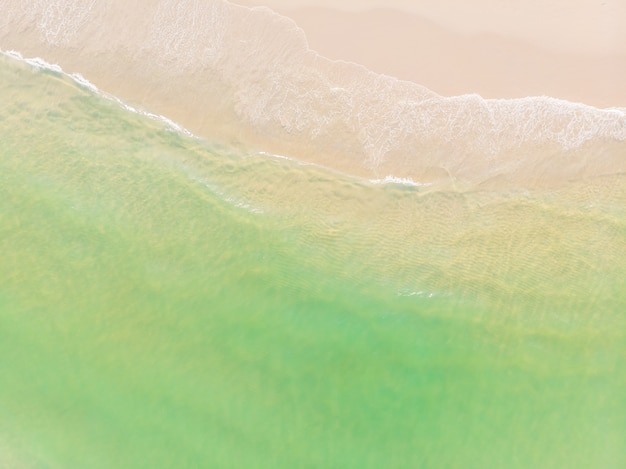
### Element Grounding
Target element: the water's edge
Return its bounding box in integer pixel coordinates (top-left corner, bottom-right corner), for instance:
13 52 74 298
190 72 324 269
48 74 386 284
1 0 624 189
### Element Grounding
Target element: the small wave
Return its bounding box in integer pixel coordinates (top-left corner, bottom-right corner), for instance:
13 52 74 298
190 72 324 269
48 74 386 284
397 289 437 298
369 176 432 187
2 1 625 189
181 164 265 215
1 49 196 139
69 72 100 93
4 49 63 73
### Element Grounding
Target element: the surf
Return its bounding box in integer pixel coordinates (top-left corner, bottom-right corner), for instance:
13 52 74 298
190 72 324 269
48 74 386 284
1 0 624 190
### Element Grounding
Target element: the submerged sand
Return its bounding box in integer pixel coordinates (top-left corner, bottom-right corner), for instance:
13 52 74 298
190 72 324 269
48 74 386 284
1 0 624 189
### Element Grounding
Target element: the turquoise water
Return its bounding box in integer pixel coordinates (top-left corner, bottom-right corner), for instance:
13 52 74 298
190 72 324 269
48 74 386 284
1 56 625 468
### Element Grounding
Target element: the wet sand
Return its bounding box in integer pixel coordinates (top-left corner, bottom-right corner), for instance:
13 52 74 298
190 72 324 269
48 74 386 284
236 1 626 107
234 1 626 55
1 0 624 188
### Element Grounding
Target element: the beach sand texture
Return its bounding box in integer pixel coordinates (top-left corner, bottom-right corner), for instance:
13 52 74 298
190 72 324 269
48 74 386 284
1 0 624 188
247 4 626 107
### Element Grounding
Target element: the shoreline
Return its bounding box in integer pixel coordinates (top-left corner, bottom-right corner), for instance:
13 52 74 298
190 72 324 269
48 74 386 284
235 1 626 107
1 0 625 189
234 0 626 56
265 6 626 108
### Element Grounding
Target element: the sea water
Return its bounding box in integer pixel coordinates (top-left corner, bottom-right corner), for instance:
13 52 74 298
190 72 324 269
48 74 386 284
1 47 626 469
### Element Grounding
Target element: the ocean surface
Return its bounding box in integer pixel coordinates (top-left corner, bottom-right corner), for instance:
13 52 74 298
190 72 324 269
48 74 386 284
1 3 626 468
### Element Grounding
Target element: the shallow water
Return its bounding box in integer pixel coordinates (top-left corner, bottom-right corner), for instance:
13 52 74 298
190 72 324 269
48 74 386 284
1 55 625 468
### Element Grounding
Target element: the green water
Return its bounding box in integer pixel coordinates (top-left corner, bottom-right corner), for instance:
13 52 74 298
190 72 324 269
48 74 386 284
1 56 625 468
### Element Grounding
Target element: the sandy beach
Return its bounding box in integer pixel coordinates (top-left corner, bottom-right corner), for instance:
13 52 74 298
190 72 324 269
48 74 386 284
236 0 626 107
235 0 626 54
1 0 624 188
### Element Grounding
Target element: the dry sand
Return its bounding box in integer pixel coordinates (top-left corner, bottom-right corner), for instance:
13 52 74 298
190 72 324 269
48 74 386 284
235 1 626 107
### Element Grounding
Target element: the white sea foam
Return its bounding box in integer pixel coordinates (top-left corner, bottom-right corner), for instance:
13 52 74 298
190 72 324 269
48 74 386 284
180 162 265 214
150 0 227 70
369 176 432 187
397 289 437 298
1 0 624 188
34 0 97 46
69 72 99 93
0 50 196 138
208 1 625 183
13 52 63 74
1 48 269 214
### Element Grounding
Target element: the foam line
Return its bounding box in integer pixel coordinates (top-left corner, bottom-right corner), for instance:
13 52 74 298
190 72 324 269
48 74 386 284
1 1 624 188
